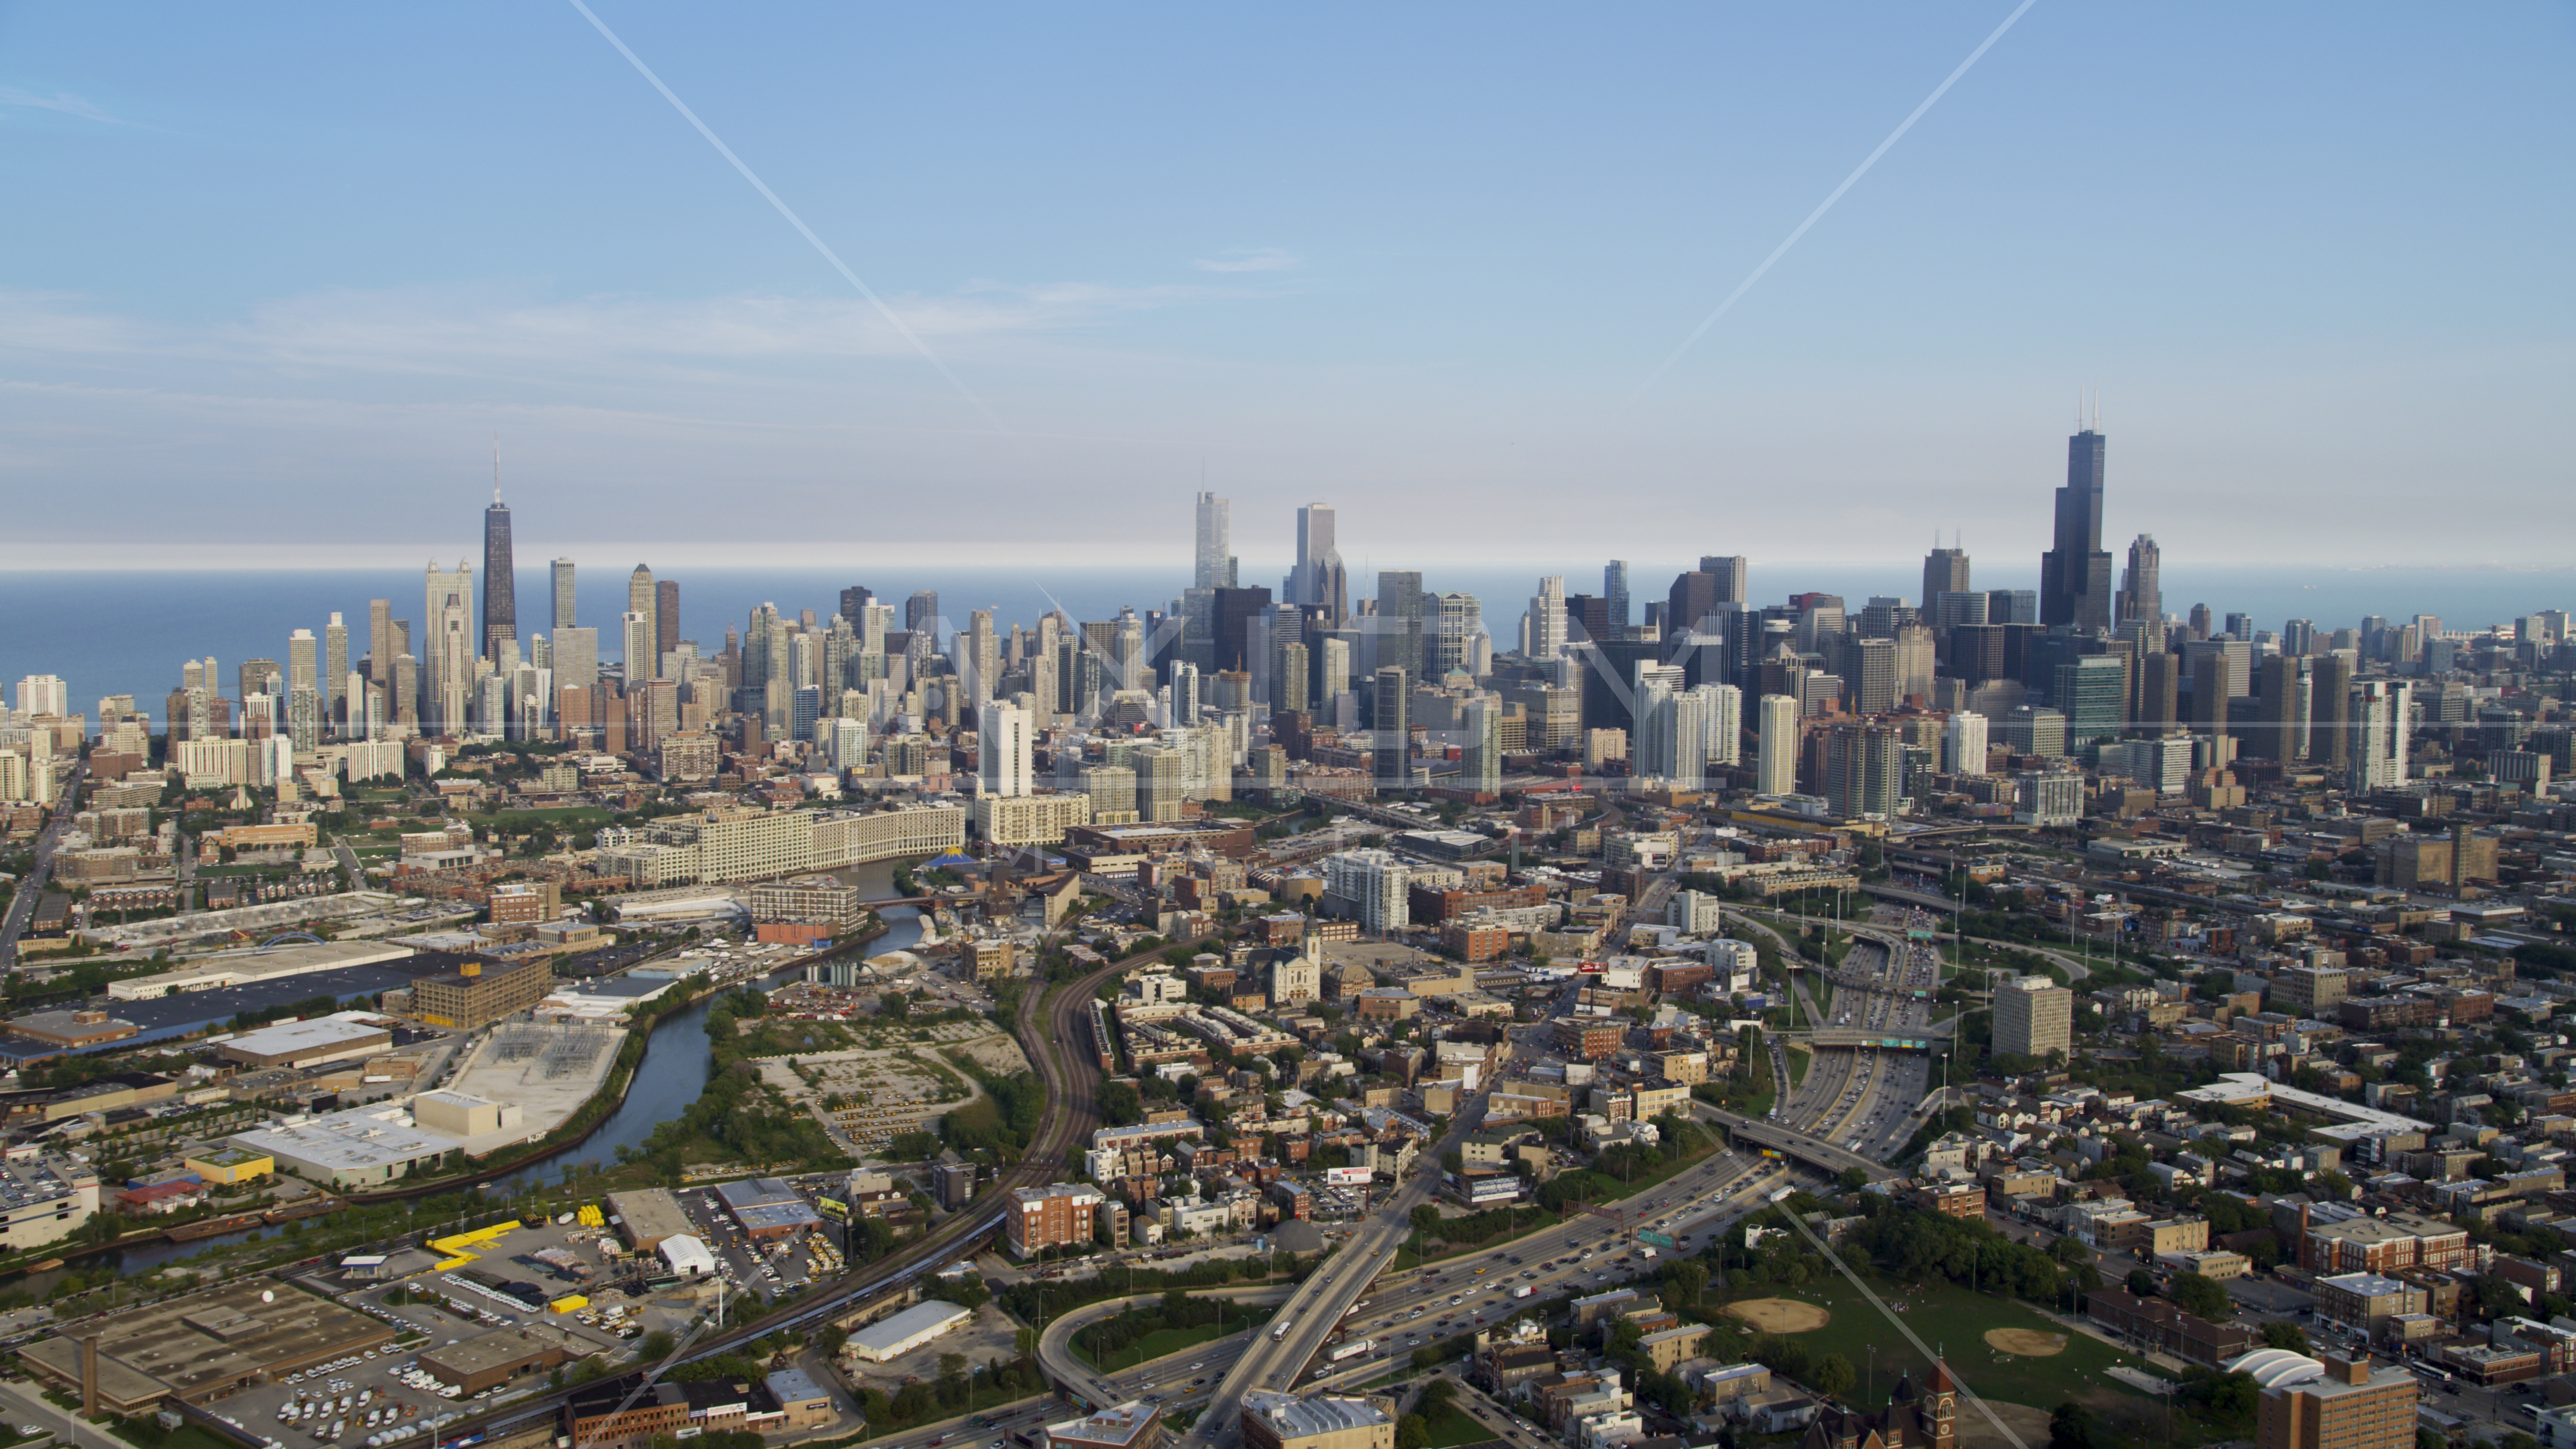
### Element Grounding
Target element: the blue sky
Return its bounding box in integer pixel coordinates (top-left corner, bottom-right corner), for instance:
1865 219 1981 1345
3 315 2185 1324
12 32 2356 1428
0 2 2568 571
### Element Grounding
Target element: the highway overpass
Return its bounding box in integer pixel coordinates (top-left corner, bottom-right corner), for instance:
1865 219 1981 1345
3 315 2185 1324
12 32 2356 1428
1696 1105 1899 1182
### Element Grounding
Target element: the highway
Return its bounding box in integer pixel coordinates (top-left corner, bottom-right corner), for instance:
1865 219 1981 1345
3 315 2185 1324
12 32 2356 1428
1030 1147 1797 1446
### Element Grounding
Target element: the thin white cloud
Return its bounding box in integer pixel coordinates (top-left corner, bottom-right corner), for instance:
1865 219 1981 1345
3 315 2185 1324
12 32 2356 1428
0 86 122 124
1193 247 1301 274
0 276 1248 389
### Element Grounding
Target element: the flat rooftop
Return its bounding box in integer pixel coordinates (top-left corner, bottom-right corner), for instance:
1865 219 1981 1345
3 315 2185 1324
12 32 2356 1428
19 1278 393 1404
221 1014 391 1059
229 1106 461 1169
847 1300 971 1357
1241 1392 1391 1438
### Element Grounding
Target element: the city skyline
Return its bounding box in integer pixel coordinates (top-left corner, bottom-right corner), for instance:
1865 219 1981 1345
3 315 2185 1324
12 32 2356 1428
0 4 2567 564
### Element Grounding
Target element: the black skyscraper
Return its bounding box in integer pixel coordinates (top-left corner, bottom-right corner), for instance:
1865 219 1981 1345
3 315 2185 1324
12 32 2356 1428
2038 427 2113 633
481 495 516 659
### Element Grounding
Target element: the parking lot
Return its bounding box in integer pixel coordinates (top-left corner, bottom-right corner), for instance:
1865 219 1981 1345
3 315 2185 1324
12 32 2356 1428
674 1176 855 1301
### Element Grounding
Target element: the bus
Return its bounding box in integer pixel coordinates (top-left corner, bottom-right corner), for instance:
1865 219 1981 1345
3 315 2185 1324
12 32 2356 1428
1271 1319 1292 1341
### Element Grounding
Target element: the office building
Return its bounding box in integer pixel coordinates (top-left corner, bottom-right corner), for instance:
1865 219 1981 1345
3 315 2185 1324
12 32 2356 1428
482 493 516 660
2238 1350 2414 1449
626 565 657 668
1194 491 1232 590
2054 655 2126 748
1994 975 2072 1060
425 561 475 734
1603 560 1630 639
324 613 349 729
1526 576 1568 661
551 558 577 631
2118 534 2161 625
1373 571 1425 679
655 580 680 672
2039 421 2113 633
1372 666 1409 789
1289 503 1345 623
1698 554 1748 605
1212 587 1271 675
1753 694 1799 796
1923 542 1971 613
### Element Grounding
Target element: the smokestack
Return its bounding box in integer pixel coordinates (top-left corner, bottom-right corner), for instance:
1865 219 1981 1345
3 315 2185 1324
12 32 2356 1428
80 1333 100 1418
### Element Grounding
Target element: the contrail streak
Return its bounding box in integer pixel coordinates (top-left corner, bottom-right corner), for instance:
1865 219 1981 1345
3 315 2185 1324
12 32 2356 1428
1634 0 2039 398
564 0 1005 434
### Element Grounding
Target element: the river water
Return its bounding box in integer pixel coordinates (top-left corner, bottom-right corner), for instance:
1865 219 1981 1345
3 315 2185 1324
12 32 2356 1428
13 863 923 1294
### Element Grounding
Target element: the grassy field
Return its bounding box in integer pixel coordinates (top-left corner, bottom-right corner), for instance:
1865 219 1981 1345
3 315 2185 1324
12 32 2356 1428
1785 1044 1812 1086
1073 1319 1249 1373
1416 1402 1494 1448
1708 1275 2158 1422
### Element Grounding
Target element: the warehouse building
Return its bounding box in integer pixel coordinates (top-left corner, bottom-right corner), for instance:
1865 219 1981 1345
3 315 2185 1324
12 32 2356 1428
846 1301 972 1363
18 1278 394 1413
226 1107 459 1188
410 959 552 1029
216 1013 393 1070
420 1324 581 1394
714 1177 826 1240
607 1187 694 1254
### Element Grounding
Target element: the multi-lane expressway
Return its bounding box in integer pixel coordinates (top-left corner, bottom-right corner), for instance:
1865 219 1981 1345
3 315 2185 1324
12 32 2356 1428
1032 1147 1796 1441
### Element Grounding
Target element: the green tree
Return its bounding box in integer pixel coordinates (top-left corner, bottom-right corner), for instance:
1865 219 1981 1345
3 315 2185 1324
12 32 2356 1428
1811 1354 1855 1397
2047 1401 2097 1449
1835 1167 1869 1192
2262 1320 2310 1353
2167 1271 2230 1321
1410 1205 1441 1235
1395 1415 1430 1449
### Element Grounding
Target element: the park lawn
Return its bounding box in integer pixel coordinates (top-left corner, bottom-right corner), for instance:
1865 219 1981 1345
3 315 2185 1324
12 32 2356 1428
1074 1319 1249 1373
469 806 616 830
1785 1045 1812 1086
1709 1274 2158 1421
1416 1402 1491 1449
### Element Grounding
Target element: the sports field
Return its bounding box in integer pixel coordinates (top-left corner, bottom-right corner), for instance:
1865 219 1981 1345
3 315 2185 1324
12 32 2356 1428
1704 1275 2159 1423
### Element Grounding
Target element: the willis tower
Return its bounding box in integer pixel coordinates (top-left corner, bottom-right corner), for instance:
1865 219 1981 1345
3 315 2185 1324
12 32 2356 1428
2038 410 2112 634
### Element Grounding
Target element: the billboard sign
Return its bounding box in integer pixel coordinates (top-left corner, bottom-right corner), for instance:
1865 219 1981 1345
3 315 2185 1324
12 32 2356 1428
1326 1167 1375 1187
1638 1231 1676 1249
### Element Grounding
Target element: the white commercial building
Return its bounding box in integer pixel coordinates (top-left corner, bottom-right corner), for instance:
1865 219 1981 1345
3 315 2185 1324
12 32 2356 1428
658 1233 718 1278
846 1300 973 1363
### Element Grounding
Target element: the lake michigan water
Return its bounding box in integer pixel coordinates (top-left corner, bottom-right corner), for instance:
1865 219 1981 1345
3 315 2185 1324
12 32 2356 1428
3 561 2570 722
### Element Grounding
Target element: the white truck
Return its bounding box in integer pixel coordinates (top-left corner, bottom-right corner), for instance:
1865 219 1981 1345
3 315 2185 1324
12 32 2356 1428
1327 1338 1374 1363
1511 1285 1534 1299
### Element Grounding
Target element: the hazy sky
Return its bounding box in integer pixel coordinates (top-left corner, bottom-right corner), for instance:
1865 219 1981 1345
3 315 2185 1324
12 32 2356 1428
1 3 2568 570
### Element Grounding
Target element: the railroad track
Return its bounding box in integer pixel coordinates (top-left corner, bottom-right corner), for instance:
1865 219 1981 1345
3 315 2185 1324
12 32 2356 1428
434 934 1196 1448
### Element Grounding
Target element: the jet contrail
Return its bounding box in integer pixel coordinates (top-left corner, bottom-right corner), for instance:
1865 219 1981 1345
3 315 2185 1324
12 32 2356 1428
1635 0 2040 398
563 0 1005 434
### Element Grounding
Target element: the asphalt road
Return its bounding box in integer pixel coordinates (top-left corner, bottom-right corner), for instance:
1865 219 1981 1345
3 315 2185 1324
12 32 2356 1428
0 763 82 967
